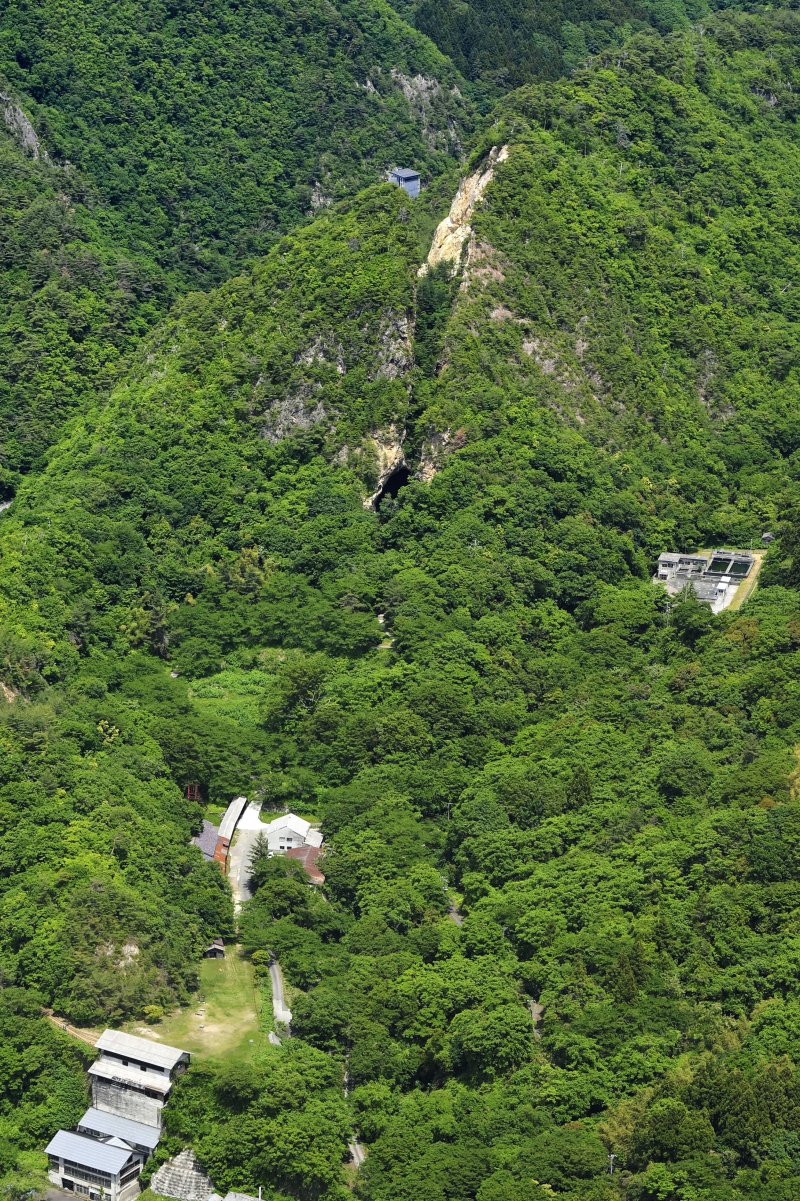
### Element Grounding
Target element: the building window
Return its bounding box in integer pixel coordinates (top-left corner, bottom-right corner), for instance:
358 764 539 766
61 1161 115 1189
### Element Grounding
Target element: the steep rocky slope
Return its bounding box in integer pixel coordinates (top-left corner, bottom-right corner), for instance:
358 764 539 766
412 11 800 555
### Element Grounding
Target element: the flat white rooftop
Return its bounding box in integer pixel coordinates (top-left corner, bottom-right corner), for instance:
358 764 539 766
89 1058 173 1095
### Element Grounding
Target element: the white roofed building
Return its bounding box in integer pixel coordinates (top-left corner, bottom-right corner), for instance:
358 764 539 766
263 812 323 855
90 1029 189 1129
44 1029 190 1201
95 1029 190 1074
77 1107 162 1156
46 1129 143 1201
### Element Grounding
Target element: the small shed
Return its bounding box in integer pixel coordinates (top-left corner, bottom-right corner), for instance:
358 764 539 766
389 167 421 199
204 938 225 959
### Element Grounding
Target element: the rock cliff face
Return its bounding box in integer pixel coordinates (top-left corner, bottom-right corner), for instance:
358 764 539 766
390 69 463 153
376 312 414 380
362 424 406 509
416 427 467 483
259 335 345 443
421 145 509 276
1 92 46 159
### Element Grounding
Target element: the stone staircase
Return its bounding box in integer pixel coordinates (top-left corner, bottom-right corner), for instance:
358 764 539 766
151 1149 215 1201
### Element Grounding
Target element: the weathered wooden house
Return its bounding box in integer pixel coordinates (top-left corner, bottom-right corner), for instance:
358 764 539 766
204 937 225 959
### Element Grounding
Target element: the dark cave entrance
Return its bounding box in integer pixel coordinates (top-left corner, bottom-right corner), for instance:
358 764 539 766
374 463 410 509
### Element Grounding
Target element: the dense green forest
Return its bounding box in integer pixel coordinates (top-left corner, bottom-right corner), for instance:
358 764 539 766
0 122 167 490
0 0 469 487
0 0 470 288
3 4 800 1201
394 0 738 88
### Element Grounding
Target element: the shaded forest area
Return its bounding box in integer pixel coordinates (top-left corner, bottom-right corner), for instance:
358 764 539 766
396 0 741 88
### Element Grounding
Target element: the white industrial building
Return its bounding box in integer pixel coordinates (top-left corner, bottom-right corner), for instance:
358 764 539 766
654 549 755 614
46 1030 189 1199
45 1129 144 1201
77 1108 162 1157
262 812 323 854
89 1029 189 1128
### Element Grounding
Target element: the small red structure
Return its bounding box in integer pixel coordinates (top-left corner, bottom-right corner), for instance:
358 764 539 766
185 783 201 803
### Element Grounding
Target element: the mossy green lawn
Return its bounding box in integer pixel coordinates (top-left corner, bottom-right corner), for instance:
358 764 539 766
127 950 265 1065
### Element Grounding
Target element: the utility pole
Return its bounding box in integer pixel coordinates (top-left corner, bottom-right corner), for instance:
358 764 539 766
608 1153 617 1176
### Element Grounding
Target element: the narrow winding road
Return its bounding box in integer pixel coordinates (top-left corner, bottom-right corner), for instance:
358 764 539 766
269 959 292 1028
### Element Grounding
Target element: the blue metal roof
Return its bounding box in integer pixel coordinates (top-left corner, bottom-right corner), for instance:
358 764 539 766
78 1107 161 1150
46 1130 136 1174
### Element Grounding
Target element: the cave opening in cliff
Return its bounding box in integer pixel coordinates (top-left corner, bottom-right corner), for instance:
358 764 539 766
375 463 410 509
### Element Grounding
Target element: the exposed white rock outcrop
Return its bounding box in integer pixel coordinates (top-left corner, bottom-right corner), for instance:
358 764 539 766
309 180 333 212
375 312 414 380
363 424 405 510
416 427 467 484
1 92 46 160
390 70 460 152
258 336 345 443
296 335 346 375
261 392 328 444
420 145 509 277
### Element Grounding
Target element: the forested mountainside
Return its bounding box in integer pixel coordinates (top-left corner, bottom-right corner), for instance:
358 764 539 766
0 0 470 288
0 0 469 486
395 0 742 88
4 7 800 1201
0 120 167 491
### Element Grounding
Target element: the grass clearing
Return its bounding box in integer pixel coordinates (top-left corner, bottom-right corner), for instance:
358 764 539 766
202 801 227 827
126 949 265 1063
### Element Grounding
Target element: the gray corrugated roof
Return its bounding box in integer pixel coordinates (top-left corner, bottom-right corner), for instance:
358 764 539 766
392 167 420 179
95 1028 187 1070
46 1130 135 1174
218 795 249 841
78 1107 161 1150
